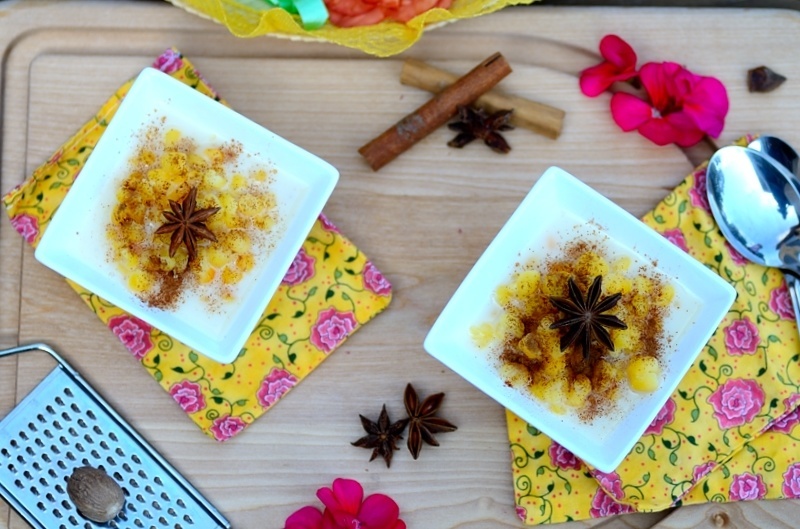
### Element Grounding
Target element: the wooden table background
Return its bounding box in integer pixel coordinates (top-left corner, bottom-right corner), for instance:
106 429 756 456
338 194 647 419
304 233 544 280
2 1 800 527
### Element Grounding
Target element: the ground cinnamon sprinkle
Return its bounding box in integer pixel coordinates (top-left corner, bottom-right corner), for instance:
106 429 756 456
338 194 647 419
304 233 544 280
476 236 672 423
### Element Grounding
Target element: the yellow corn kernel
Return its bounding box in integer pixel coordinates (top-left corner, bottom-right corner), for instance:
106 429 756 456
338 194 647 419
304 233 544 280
513 269 540 299
231 174 247 190
612 256 632 273
164 128 181 148
495 284 514 306
254 215 275 231
628 356 661 393
498 314 524 340
611 328 639 355
499 363 529 387
137 149 156 167
517 333 541 360
237 195 262 217
221 266 242 285
252 169 268 182
470 323 496 348
205 148 224 166
539 378 567 414
566 375 592 407
207 248 228 269
127 271 152 293
658 284 675 306
236 253 255 273
198 266 216 284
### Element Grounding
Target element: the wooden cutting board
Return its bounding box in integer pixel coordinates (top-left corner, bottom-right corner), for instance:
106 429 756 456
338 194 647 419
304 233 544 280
2 1 800 528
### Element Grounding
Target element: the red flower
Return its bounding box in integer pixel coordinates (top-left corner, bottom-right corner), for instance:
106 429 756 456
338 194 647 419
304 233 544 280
610 61 728 147
579 35 638 97
169 380 206 414
325 0 452 27
108 314 153 360
362 261 392 296
210 415 246 441
283 248 316 286
548 442 582 471
256 367 298 409
285 478 405 529
644 397 676 435
310 308 358 353
10 213 40 245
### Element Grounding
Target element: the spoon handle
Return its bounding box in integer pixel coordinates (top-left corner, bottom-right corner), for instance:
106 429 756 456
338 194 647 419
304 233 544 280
784 273 800 334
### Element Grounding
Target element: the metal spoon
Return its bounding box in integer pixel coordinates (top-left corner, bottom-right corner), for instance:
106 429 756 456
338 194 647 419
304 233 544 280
706 145 800 331
749 135 800 180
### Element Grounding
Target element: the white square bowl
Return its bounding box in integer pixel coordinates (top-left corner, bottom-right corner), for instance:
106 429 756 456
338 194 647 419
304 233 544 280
35 67 339 364
423 167 735 472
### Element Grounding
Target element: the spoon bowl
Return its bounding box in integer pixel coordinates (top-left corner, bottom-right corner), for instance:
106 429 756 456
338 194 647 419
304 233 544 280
749 135 800 179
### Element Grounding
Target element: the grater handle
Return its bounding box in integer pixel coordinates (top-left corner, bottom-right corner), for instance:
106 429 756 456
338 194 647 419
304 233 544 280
0 342 78 376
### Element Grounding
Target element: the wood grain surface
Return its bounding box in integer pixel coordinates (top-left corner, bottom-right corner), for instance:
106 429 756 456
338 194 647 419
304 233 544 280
1 1 800 528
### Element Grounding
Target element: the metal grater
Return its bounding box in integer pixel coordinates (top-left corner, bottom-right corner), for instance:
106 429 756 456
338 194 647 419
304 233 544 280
0 343 231 529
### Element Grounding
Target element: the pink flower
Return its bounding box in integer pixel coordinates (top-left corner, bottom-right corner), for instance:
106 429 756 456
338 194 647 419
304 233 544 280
153 48 183 73
782 463 800 498
310 308 358 353
769 394 800 434
283 248 316 286
610 62 729 147
285 478 406 529
515 506 527 521
725 241 750 267
729 472 766 501
688 168 710 211
692 461 716 482
593 470 624 500
548 442 582 471
644 397 676 435
579 35 638 97
708 378 765 429
209 415 246 442
108 315 153 360
589 489 634 518
256 367 298 409
10 213 39 244
769 282 795 320
169 380 206 414
724 317 760 355
318 213 340 233
662 228 689 253
363 261 392 296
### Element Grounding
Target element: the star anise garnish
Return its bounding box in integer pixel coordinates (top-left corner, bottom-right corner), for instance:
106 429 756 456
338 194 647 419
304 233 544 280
549 276 628 360
351 404 409 468
155 186 220 262
403 383 457 460
447 105 514 153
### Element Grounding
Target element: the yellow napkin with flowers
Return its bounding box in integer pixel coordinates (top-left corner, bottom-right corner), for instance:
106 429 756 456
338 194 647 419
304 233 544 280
2 49 392 442
508 135 800 524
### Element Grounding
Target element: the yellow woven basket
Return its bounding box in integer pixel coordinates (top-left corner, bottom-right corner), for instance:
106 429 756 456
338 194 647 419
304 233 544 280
168 0 538 57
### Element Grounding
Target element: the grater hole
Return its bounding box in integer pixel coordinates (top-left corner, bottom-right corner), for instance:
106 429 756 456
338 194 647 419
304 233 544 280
29 485 39 496
66 452 76 461
10 439 18 448
68 515 78 525
55 483 65 494
46 492 55 502
44 429 54 439
100 441 110 450
37 413 46 422
62 500 70 510
68 427 78 437
183 514 193 524
167 508 176 516
136 494 145 503
55 396 64 406
175 524 183 529
16 455 25 464
94 425 104 436
36 501 46 511
75 442 84 452
57 460 66 469
45 405 55 414
113 471 123 481
43 454 51 464
53 507 62 518
0 448 7 456
19 431 28 440
28 421 38 432
35 438 45 447
7 463 15 473
39 476 47 486
53 420 63 430
118 448 126 458
109 432 118 442
26 446 35 456
65 387 74 397
154 476 163 486
14 479 23 489
107 456 116 466
139 470 148 479
52 445 62 455
60 436 70 446
33 462 42 472
160 492 169 502
61 411 71 421
130 479 140 489
23 470 33 481
122 463 132 473
151 499 160 510
176 499 186 508
86 410 96 420
131 454 141 464
145 485 154 495
142 509 153 519
134 519 144 527
158 516 168 525
83 434 93 444
48 468 57 478
91 450 100 459
71 403 80 412
77 418 87 428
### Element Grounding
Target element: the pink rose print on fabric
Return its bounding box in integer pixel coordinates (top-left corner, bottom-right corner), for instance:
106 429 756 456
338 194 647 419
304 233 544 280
362 261 392 296
318 213 340 233
169 380 206 414
688 169 710 211
782 463 800 498
693 461 716 482
310 308 358 353
644 397 677 435
729 472 766 501
708 378 765 429
515 506 527 521
593 470 625 500
108 314 153 360
662 228 689 253
589 489 634 518
548 442 582 471
725 241 750 267
153 48 183 73
256 367 298 409
10 213 39 244
770 282 795 320
210 415 246 441
724 317 760 355
769 394 800 434
282 248 316 286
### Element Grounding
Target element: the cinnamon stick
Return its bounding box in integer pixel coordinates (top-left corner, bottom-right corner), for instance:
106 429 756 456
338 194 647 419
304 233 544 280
400 59 565 140
359 52 512 171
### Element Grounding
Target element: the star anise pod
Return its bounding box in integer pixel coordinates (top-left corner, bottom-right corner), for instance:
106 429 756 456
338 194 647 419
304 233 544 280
403 383 457 460
447 105 514 154
155 186 220 262
549 275 628 360
351 404 409 468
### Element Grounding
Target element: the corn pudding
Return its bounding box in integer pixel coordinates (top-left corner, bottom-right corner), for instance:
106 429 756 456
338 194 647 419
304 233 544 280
472 238 674 421
107 124 279 310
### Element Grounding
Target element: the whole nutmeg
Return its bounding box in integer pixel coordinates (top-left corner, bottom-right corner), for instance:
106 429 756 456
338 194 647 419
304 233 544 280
66 466 125 523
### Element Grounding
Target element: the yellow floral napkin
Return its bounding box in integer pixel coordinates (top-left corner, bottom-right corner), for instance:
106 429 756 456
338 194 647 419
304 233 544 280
507 135 800 524
3 49 392 442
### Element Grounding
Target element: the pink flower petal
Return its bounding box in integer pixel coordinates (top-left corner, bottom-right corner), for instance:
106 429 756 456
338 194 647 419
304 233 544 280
609 92 653 131
580 62 626 97
317 478 363 517
285 506 323 529
599 34 637 68
358 494 401 527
